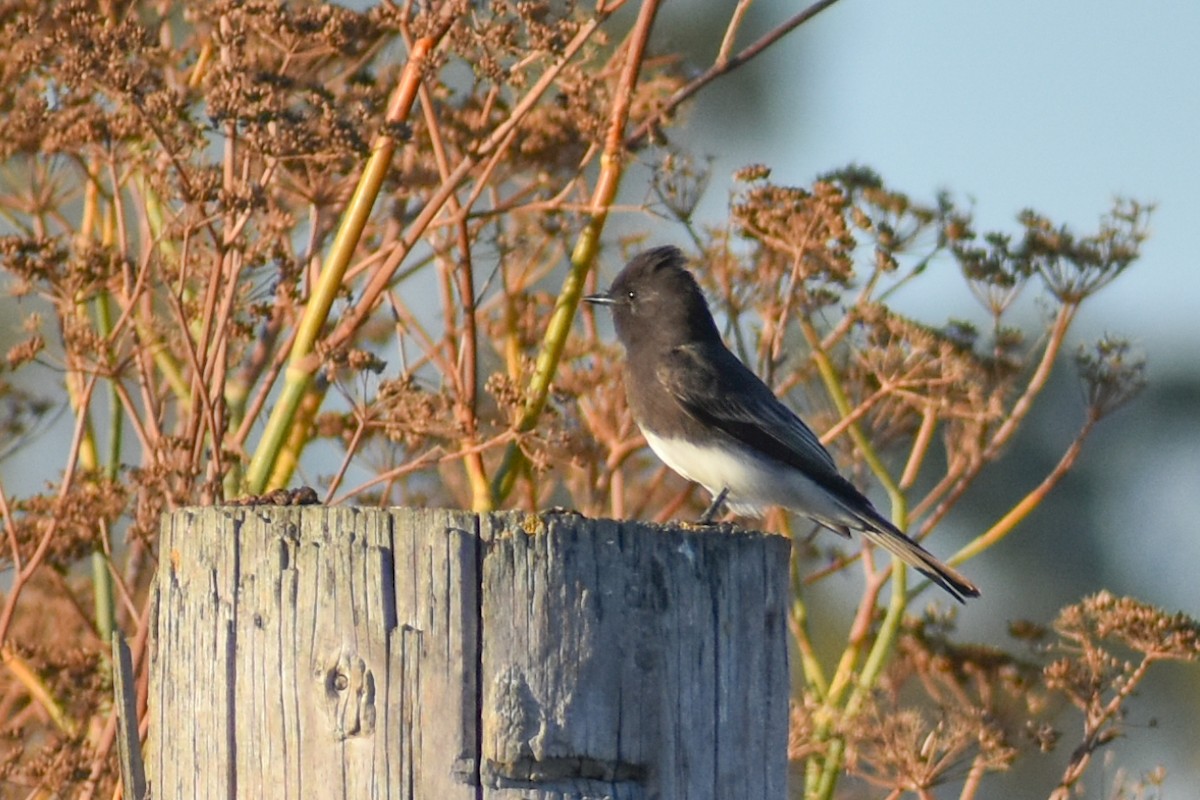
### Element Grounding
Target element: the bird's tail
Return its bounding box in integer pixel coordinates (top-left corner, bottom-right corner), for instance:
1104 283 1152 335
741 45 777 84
855 512 980 603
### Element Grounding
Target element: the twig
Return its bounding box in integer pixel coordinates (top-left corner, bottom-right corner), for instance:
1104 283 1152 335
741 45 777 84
626 0 844 148
489 0 663 505
911 302 1077 522
945 415 1096 567
319 12 615 363
246 29 448 492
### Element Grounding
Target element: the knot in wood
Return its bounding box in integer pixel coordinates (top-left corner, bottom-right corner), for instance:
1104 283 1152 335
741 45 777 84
317 645 376 740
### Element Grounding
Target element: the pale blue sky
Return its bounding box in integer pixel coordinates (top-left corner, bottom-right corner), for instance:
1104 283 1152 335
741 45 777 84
665 0 1200 373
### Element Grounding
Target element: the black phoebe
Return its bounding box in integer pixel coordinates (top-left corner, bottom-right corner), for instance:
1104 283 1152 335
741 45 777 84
585 246 980 602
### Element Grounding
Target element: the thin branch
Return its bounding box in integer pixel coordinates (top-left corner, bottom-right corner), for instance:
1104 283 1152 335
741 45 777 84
716 0 755 66
945 415 1096 567
626 0 843 147
912 302 1077 522
489 0 663 506
319 11 614 362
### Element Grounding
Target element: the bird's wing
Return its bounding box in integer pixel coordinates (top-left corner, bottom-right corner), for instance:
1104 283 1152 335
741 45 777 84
658 343 981 603
656 342 843 482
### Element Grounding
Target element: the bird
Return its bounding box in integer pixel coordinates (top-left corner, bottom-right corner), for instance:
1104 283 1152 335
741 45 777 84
584 245 980 602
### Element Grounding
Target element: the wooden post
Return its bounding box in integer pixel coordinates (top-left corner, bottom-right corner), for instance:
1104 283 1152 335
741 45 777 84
149 506 790 799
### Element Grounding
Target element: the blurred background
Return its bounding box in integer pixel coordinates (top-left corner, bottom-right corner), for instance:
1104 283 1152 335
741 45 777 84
636 0 1199 793
0 0 1195 794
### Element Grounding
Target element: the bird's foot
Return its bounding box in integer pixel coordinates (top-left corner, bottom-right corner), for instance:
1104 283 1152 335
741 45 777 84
696 487 729 525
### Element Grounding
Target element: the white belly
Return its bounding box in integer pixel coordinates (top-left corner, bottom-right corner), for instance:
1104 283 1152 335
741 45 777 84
641 430 850 523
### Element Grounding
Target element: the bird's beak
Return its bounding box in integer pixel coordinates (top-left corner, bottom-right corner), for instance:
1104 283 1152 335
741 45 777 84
583 291 615 306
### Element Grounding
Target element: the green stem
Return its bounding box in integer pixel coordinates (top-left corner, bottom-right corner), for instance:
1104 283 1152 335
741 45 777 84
490 0 662 506
489 222 606 503
245 38 434 494
790 549 828 700
91 292 118 645
798 318 911 799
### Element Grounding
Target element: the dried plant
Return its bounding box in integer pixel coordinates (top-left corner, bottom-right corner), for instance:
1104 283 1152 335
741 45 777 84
818 593 1198 800
0 1 1191 797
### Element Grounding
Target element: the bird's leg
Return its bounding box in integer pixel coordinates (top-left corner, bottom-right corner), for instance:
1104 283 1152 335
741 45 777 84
698 487 729 524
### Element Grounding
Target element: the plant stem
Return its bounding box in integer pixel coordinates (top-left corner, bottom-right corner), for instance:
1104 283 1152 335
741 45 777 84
490 0 662 505
245 36 437 493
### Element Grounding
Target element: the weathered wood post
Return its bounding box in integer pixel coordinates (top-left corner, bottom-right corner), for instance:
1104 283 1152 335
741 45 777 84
149 506 790 799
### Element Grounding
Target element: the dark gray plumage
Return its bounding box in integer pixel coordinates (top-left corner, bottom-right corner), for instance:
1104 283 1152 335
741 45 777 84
585 246 979 602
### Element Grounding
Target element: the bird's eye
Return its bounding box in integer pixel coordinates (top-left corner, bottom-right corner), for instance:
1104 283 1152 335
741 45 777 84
626 290 636 301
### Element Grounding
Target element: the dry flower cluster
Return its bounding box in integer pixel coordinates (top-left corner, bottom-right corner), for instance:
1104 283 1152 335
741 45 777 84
819 591 1199 799
0 1 1192 797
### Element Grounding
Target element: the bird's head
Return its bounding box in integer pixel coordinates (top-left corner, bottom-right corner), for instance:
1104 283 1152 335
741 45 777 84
584 246 719 347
